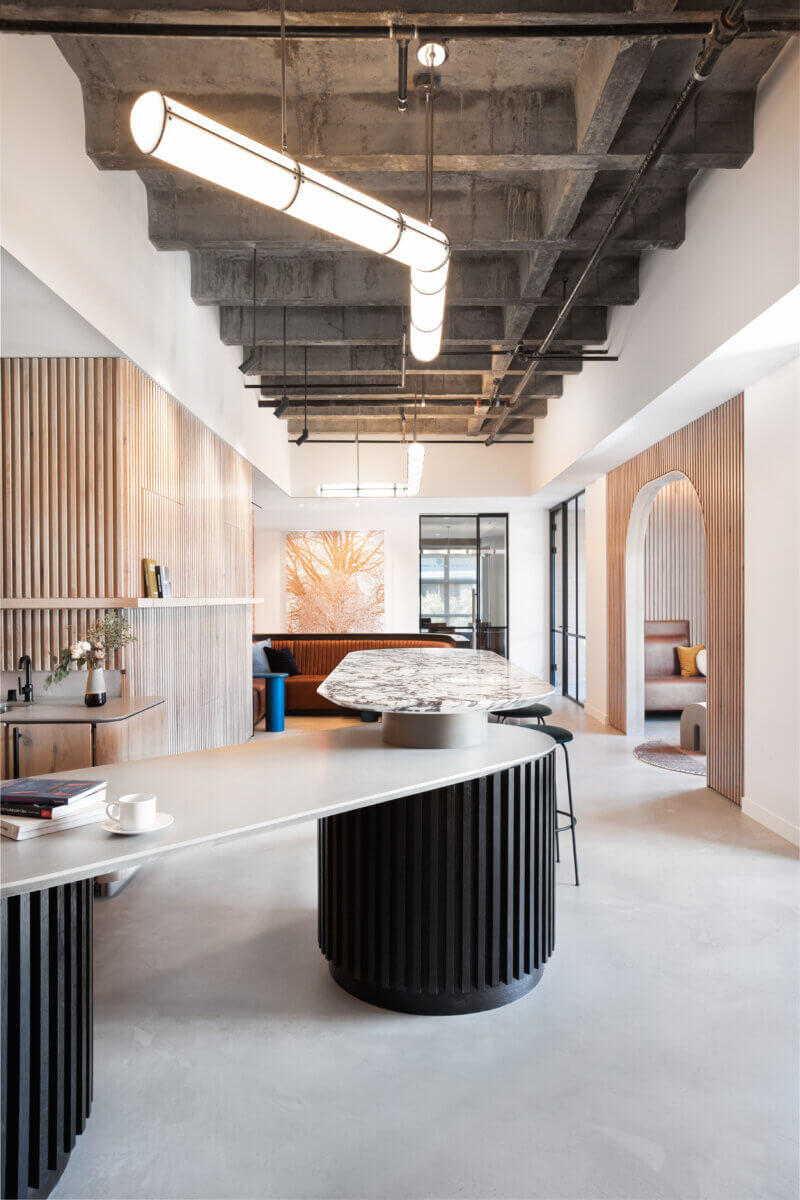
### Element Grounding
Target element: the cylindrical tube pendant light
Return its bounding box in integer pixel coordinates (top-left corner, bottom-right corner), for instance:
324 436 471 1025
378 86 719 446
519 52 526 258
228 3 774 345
131 91 448 362
409 260 448 362
130 92 450 293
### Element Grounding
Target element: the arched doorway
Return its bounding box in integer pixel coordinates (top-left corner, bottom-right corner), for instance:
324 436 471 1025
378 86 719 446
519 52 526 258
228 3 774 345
606 395 744 803
624 472 706 735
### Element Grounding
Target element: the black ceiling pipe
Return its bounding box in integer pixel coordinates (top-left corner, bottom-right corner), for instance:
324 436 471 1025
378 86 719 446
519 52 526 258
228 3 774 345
295 438 534 445
397 37 409 112
0 15 796 38
257 398 502 408
486 0 751 445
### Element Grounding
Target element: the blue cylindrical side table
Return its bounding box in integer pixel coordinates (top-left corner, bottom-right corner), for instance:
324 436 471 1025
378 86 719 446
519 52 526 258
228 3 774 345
254 672 288 733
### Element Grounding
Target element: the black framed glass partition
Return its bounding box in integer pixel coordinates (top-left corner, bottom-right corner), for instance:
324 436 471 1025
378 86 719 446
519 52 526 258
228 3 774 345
419 514 509 656
549 493 585 703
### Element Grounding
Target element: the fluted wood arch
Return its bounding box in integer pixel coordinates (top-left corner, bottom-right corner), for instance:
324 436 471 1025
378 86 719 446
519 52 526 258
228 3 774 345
607 396 743 803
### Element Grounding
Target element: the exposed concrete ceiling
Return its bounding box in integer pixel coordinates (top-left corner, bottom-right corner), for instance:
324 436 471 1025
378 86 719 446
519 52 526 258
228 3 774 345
9 1 790 441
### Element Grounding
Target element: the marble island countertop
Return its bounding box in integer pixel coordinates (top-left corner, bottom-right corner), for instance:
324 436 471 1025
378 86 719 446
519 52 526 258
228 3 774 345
318 649 553 714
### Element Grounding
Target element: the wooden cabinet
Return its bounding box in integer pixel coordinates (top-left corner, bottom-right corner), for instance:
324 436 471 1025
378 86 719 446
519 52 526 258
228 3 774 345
1 703 166 780
93 705 166 766
2 723 92 779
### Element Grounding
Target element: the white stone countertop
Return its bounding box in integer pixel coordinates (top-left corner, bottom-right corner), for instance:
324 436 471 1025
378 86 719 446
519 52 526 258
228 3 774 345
318 649 553 714
0 724 554 897
0 697 165 724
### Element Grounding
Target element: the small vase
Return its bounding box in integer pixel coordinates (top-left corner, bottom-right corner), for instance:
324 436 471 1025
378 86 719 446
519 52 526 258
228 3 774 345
85 667 107 707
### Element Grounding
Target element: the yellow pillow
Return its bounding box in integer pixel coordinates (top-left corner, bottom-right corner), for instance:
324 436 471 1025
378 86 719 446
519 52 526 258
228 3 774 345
677 644 705 677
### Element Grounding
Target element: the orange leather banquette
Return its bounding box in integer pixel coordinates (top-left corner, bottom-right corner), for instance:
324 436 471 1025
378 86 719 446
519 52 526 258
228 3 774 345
253 634 458 718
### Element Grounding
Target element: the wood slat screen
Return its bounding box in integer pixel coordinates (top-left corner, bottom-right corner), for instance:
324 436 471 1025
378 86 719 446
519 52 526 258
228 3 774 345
607 395 744 803
1 358 252 753
644 477 707 645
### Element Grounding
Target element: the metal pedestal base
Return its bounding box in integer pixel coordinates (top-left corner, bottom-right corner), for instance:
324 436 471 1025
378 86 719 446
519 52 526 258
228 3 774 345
381 710 489 749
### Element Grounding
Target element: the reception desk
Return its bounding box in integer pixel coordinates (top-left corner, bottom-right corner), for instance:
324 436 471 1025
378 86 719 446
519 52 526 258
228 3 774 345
2 720 556 1198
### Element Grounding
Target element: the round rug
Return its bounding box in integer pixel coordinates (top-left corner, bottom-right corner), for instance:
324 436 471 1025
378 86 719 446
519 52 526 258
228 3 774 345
633 740 706 776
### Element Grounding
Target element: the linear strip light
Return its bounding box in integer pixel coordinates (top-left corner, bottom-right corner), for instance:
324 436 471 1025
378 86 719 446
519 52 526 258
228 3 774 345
317 442 425 498
130 92 450 361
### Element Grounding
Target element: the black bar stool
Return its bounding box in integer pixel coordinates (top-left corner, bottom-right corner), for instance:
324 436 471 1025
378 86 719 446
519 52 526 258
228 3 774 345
492 702 552 727
538 724 579 886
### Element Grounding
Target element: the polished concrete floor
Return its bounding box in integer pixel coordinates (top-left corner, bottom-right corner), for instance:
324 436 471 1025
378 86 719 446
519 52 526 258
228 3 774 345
54 699 799 1200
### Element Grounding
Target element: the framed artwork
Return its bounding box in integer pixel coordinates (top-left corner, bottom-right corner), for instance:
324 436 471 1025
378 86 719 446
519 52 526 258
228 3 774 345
286 531 384 632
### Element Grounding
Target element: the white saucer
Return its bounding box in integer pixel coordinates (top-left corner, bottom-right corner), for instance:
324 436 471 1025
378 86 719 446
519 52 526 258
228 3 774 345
102 813 174 836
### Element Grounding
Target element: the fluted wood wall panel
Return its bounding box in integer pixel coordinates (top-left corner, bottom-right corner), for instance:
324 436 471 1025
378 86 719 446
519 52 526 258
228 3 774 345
2 359 127 670
607 395 743 803
644 477 707 645
1 358 252 753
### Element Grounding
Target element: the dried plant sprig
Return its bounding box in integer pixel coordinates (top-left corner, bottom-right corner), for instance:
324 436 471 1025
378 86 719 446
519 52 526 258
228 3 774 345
45 611 136 690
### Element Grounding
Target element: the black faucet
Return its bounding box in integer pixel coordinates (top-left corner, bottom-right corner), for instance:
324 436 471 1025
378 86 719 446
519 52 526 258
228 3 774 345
17 655 33 703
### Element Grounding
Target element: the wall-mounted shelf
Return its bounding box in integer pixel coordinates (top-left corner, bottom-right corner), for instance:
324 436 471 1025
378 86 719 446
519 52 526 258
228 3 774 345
0 597 263 610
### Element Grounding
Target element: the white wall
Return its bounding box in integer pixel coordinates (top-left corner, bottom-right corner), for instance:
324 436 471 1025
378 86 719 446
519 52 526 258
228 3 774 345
742 356 800 846
253 495 550 677
0 249 120 357
0 34 291 493
584 475 608 725
530 41 800 504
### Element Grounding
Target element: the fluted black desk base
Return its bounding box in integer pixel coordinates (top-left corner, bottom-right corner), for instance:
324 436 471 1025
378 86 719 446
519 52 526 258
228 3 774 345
318 752 556 1015
1 881 93 1200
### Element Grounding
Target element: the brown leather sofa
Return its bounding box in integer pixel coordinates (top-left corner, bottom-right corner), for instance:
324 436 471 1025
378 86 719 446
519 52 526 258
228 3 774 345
644 620 706 712
253 633 458 721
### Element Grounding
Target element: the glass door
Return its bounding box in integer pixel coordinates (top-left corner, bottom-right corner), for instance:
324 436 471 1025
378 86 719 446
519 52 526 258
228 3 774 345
420 514 509 656
549 493 585 703
477 514 509 656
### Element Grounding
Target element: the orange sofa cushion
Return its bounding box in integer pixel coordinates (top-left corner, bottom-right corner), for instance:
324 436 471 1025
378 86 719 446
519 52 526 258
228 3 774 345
261 636 455 714
676 644 705 677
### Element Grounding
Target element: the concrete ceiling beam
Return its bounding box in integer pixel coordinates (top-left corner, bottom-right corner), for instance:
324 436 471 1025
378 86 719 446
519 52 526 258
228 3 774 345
190 250 522 307
74 84 575 170
144 173 686 252
220 305 507 346
222 305 605 348
76 78 755 171
192 247 653 309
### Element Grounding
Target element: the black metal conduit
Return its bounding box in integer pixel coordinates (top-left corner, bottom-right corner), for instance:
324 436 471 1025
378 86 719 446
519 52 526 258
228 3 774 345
298 439 534 445
397 37 409 112
257 398 507 408
1 15 796 38
486 0 752 445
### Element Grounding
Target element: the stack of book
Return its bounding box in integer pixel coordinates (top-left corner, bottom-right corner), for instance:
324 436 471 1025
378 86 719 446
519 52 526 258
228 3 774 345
0 778 108 840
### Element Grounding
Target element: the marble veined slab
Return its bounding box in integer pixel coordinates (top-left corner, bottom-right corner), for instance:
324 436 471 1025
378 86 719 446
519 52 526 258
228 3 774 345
318 649 553 714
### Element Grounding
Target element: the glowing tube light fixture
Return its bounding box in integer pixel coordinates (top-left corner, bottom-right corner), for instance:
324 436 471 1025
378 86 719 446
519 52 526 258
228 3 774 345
318 443 425 499
130 92 449 359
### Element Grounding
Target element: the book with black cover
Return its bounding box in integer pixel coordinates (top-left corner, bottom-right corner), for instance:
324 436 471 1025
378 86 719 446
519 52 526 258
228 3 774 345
1 788 106 819
0 778 107 806
159 565 172 598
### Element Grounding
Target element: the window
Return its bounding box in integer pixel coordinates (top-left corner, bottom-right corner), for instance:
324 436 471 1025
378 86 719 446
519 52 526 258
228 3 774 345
550 493 586 703
419 515 509 656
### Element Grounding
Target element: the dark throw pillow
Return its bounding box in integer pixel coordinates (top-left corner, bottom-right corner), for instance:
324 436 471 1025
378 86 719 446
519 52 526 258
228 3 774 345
265 646 301 677
252 639 272 674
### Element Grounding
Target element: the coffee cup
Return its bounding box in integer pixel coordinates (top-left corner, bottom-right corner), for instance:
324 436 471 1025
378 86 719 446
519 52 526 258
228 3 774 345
106 792 157 832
